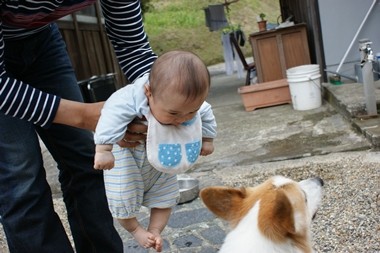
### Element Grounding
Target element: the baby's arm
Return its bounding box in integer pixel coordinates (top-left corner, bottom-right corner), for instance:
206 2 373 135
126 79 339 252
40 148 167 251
94 83 143 169
199 102 217 156
200 138 214 156
94 144 115 170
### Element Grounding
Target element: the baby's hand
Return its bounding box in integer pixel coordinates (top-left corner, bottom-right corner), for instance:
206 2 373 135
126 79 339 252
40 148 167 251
94 151 115 170
200 140 214 156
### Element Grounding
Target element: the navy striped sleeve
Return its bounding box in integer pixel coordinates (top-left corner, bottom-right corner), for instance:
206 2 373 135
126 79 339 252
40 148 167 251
100 0 157 83
0 77 61 128
0 23 60 128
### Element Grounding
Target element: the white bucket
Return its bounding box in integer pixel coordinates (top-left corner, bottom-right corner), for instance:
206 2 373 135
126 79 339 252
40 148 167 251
286 64 320 77
287 65 322 111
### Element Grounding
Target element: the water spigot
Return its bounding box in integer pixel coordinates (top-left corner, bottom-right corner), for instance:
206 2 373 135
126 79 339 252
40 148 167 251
359 38 374 65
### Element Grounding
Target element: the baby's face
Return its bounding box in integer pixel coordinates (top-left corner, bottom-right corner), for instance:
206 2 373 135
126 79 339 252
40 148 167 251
147 90 206 126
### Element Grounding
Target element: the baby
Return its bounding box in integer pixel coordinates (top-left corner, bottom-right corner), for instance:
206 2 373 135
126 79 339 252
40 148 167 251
94 50 217 252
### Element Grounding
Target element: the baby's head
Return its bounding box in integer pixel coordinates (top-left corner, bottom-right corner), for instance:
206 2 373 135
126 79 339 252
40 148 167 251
146 50 210 125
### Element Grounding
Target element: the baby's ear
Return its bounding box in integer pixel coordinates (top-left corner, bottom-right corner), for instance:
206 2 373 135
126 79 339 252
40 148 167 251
144 83 152 97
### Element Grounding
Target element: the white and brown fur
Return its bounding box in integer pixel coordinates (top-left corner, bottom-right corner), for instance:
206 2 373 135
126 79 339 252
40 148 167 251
200 176 323 253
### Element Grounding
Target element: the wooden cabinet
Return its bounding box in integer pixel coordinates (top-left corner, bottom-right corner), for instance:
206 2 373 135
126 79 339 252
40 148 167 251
249 23 311 83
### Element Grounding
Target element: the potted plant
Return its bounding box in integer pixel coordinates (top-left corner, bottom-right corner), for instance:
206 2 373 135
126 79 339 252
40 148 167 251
257 13 267 32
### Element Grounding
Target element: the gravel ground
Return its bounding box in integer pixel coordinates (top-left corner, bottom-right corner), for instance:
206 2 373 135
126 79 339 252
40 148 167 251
206 151 380 253
1 151 379 253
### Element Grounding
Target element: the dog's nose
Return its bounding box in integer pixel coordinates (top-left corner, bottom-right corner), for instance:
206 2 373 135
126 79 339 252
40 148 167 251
315 177 324 186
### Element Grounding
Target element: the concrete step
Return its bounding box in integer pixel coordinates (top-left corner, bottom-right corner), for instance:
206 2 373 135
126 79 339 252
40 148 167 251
323 81 380 148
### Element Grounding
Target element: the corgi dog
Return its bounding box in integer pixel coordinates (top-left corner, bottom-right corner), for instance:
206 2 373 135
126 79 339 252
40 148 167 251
200 176 323 253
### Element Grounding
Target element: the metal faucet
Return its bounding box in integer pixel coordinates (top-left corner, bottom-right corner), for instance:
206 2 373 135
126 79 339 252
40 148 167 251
359 39 374 65
359 38 377 116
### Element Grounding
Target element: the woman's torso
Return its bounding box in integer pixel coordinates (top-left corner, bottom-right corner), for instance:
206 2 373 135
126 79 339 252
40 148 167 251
0 0 95 39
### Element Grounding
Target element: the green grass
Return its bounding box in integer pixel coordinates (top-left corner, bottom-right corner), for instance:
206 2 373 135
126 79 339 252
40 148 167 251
143 0 280 66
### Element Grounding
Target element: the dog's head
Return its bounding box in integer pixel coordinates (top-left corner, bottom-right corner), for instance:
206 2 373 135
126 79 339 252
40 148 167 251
200 176 323 252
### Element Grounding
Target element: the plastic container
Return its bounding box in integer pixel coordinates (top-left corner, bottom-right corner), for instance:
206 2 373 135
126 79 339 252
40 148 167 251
286 64 319 77
376 52 380 62
286 65 322 111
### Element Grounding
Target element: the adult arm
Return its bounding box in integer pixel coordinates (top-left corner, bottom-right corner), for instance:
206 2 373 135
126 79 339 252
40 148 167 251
0 18 99 130
100 0 157 83
53 99 148 134
0 74 103 130
53 100 103 130
0 49 102 130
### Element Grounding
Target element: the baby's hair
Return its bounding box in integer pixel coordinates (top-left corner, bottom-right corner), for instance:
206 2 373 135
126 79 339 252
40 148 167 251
148 50 210 101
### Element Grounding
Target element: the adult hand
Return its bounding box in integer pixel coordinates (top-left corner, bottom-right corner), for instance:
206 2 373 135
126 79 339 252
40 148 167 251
117 119 147 148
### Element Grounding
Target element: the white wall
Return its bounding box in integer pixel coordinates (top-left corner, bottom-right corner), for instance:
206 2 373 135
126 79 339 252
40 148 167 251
318 0 380 81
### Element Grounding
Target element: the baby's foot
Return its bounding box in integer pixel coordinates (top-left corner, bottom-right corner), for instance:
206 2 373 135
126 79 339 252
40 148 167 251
131 226 155 249
148 228 163 252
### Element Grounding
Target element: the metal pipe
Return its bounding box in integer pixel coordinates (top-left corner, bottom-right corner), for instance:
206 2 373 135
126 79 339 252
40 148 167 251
362 60 377 115
359 39 377 116
336 0 377 73
324 70 357 81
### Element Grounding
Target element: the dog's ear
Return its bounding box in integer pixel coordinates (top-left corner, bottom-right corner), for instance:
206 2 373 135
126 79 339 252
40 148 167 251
258 190 296 241
200 186 247 222
273 191 296 234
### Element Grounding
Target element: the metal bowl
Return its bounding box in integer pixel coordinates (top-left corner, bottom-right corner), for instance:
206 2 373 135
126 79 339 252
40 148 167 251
178 177 199 204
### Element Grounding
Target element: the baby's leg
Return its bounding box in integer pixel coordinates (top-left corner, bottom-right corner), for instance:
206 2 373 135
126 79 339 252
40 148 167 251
147 207 172 252
118 218 156 249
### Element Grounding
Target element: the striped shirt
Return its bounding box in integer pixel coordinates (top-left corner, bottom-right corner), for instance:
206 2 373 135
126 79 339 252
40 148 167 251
0 1 157 128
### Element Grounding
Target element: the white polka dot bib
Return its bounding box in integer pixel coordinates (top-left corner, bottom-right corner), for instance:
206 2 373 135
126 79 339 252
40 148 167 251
146 111 202 174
